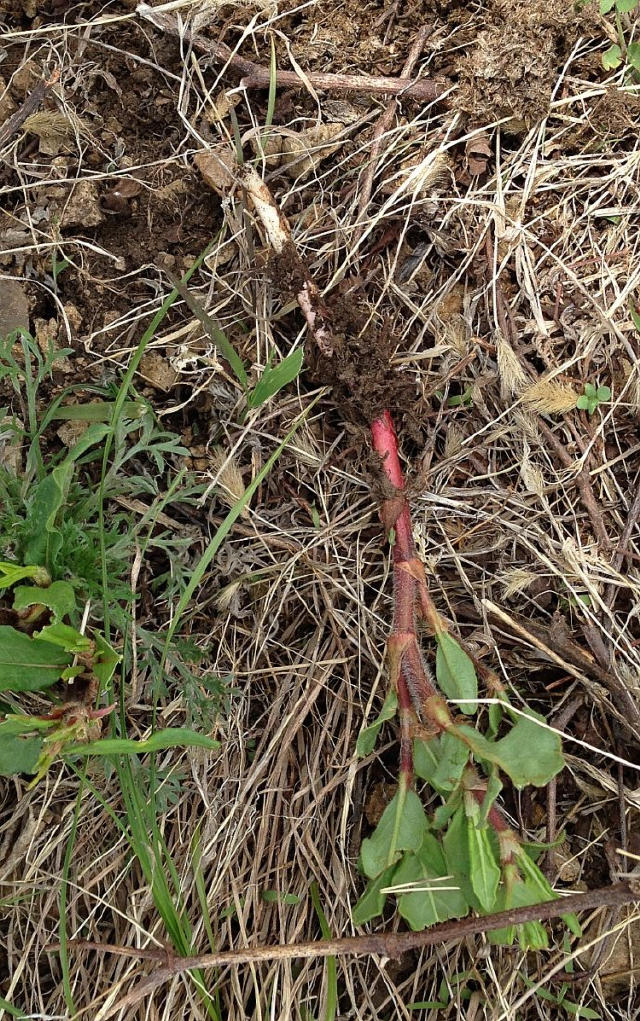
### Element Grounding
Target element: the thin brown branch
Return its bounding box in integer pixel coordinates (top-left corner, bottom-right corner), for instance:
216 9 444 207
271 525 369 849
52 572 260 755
61 882 638 1016
137 5 446 102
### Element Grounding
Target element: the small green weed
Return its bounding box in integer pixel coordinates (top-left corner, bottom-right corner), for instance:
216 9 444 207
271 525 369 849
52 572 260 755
600 0 640 75
354 636 579 949
576 381 611 415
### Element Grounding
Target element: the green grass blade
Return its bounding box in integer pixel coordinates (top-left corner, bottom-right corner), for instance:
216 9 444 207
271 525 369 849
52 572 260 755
310 882 338 1021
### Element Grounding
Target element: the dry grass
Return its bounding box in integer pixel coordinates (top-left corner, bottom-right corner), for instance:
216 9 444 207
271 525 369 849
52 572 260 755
1 1 639 1019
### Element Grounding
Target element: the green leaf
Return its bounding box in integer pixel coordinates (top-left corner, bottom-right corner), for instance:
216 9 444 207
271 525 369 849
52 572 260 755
360 788 428 879
92 632 120 687
0 626 71 691
357 689 397 757
395 834 468 930
23 462 73 567
414 732 468 792
467 816 500 912
476 770 503 825
627 41 640 69
596 385 611 402
602 43 623 69
261 890 300 904
62 727 221 758
34 622 92 655
453 709 564 788
442 807 483 910
617 0 637 11
352 865 396 925
51 400 147 422
435 633 477 714
583 383 596 397
489 866 549 948
0 561 49 590
247 348 304 410
13 580 76 620
562 1003 600 1019
600 0 616 11
0 726 42 775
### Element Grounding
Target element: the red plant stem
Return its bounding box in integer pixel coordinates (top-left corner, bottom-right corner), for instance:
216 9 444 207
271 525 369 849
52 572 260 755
371 411 445 731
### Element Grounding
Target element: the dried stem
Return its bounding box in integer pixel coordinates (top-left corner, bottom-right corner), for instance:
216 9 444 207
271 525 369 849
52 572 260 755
61 881 639 1016
138 5 445 103
0 69 59 152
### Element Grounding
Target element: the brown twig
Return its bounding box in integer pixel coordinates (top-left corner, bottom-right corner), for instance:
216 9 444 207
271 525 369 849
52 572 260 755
137 5 445 102
0 69 59 154
58 882 639 1016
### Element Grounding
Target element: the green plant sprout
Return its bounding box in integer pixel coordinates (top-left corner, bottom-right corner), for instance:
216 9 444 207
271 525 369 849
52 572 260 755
600 0 640 74
576 382 611 415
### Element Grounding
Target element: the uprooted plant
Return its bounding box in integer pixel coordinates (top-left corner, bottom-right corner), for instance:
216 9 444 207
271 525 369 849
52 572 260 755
238 166 580 948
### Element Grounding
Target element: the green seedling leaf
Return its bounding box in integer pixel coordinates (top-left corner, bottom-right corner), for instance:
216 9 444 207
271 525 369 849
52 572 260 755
352 865 396 925
62 727 220 758
0 561 50 590
600 0 616 10
23 462 73 567
617 0 637 11
247 348 304 410
357 689 398 757
453 708 563 788
602 43 623 69
394 834 468 930
0 626 71 691
13 580 76 620
360 788 428 879
414 732 468 792
435 633 477 714
34 622 92 655
562 1004 601 1019
596 385 611 402
467 815 500 912
261 890 300 904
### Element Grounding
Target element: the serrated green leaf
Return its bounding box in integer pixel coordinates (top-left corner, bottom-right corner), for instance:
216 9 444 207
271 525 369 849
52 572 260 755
0 730 42 775
352 865 395 925
435 633 477 714
13 580 76 621
0 626 71 691
356 689 397 757
34 622 92 655
602 43 623 69
62 727 221 758
467 817 500 912
247 348 304 410
360 788 428 879
395 834 468 930
414 733 468 792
